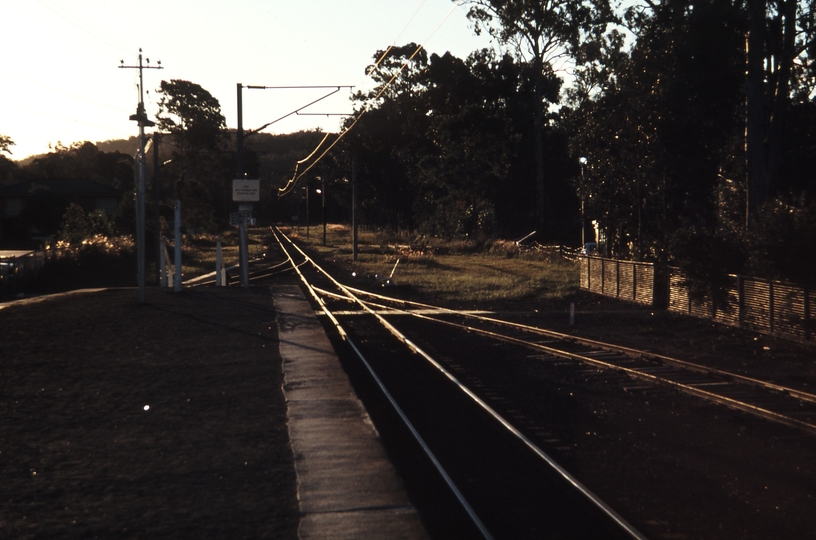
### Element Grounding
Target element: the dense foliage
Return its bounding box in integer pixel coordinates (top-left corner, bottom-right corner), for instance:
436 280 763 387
563 0 816 292
323 45 577 240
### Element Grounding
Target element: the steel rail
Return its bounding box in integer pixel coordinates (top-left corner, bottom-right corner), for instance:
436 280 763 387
186 259 305 287
341 285 816 405
274 228 648 540
271 229 495 540
322 285 816 436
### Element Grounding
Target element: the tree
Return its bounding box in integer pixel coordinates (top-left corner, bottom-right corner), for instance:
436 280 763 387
58 203 114 246
747 195 816 286
459 0 616 237
567 0 746 262
341 46 517 236
155 80 229 230
0 134 18 185
22 141 133 189
0 133 14 155
156 80 226 152
332 44 578 238
340 44 432 231
746 0 816 225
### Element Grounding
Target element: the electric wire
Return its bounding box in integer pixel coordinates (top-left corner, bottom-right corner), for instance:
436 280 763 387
248 88 346 135
277 1 461 198
34 0 135 56
9 2 131 60
0 69 133 116
3 103 134 141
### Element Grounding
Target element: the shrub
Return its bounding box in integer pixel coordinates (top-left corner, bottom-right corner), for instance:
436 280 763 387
29 237 136 294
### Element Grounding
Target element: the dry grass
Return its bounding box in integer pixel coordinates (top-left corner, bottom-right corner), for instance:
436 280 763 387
280 224 580 306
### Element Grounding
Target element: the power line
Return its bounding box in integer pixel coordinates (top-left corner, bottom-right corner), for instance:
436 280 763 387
0 68 132 116
277 1 461 198
35 0 134 55
9 2 129 61
246 86 355 135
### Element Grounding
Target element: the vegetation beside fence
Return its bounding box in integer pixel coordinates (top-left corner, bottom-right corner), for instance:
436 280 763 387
668 269 814 343
580 255 815 344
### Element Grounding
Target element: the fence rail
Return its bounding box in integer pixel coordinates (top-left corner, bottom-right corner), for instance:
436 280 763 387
668 269 814 343
579 255 814 343
579 256 655 306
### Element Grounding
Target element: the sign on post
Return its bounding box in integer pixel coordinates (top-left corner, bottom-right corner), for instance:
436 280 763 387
232 179 260 202
229 211 253 226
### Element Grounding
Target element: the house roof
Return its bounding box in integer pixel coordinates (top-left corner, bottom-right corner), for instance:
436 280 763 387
0 178 122 198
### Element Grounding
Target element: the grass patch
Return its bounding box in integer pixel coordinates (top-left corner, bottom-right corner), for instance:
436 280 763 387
279 224 580 307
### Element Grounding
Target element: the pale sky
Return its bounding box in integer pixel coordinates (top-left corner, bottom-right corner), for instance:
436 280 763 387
2 0 497 160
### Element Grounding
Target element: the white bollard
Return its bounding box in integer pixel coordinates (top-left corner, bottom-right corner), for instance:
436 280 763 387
215 236 227 287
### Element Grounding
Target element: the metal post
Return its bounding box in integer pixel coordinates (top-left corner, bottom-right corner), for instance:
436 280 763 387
235 83 248 280
174 200 182 292
579 157 586 249
153 133 161 285
236 84 244 180
352 151 358 262
322 176 326 246
305 181 310 240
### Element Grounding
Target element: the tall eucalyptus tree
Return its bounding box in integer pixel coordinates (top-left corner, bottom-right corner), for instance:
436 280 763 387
458 0 617 236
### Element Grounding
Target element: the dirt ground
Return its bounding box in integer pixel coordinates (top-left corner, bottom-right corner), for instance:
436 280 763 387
0 287 299 540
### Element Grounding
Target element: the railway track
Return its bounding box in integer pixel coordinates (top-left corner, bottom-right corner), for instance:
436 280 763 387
239 228 816 538
325 285 816 437
265 228 816 439
270 228 646 540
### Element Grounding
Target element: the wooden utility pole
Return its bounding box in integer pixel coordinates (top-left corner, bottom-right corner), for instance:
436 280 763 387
120 49 163 302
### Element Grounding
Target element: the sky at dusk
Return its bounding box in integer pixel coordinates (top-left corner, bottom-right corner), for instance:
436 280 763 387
2 0 496 159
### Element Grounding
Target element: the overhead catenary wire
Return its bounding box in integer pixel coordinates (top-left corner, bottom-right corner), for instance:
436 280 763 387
0 68 133 117
277 1 461 198
12 1 133 59
247 86 351 136
34 0 135 56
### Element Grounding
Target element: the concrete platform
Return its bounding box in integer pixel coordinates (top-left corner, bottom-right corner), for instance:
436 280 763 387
274 284 429 540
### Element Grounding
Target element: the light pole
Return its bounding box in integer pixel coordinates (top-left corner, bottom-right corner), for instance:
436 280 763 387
315 176 326 246
579 157 587 249
305 181 310 239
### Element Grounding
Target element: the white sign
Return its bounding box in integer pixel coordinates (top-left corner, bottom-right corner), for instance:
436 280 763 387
233 179 260 202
